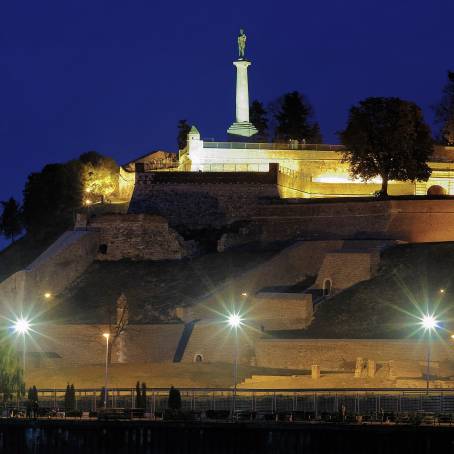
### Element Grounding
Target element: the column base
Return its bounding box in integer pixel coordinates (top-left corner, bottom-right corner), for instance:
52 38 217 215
227 122 258 138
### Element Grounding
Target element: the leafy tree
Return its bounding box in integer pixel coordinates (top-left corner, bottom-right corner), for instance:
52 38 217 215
273 91 322 143
80 152 119 204
177 120 191 150
23 161 83 237
250 100 268 140
340 97 433 196
168 386 181 410
0 341 24 402
434 70 454 145
1 197 23 242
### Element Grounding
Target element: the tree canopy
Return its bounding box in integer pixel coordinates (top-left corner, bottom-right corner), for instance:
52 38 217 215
250 100 268 140
0 339 24 401
273 91 322 143
434 70 454 145
177 120 191 150
1 198 23 243
340 97 433 196
80 151 119 204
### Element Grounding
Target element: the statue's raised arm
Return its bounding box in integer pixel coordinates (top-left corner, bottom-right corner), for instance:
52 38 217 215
238 29 246 59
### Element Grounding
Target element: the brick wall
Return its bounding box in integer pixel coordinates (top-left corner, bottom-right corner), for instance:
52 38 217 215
255 339 452 371
88 214 194 260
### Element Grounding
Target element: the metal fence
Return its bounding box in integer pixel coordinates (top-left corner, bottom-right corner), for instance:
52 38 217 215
203 142 345 152
9 388 454 416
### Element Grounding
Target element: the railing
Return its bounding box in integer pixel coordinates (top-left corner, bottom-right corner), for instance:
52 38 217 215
8 388 454 415
203 142 346 152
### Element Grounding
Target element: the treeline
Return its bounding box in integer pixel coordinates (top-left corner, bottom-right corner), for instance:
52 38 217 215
0 152 118 244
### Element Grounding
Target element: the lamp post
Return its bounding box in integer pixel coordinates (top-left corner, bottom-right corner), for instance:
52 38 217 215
103 332 110 408
420 314 438 394
13 318 31 373
227 313 241 417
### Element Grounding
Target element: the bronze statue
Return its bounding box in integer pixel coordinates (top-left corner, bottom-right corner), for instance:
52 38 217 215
238 29 246 59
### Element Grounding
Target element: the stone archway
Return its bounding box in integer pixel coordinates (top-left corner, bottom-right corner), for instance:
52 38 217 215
194 354 204 363
323 278 332 297
427 185 447 196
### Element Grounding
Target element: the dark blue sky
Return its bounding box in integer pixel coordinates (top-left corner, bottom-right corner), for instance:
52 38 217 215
1 0 453 203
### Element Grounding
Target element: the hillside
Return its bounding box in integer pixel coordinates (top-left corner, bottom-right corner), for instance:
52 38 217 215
271 242 454 339
49 249 277 323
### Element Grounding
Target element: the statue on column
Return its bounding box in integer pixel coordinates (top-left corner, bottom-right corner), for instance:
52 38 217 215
238 29 246 59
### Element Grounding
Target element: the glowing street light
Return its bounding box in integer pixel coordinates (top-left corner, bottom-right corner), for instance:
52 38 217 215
12 317 31 372
44 292 52 299
103 332 110 408
227 312 243 417
420 313 439 393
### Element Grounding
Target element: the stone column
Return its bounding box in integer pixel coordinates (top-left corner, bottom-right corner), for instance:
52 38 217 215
234 60 251 123
227 60 258 138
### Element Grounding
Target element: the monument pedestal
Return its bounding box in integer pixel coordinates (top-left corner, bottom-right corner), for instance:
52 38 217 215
227 121 258 138
227 59 258 139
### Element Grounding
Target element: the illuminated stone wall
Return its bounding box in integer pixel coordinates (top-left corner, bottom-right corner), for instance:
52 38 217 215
88 214 194 261
258 200 454 243
255 339 452 371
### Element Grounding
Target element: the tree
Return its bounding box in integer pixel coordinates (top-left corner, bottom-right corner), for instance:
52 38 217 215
80 152 119 204
167 386 181 410
177 120 191 150
0 342 24 402
23 161 83 237
64 384 76 412
249 100 268 140
141 382 147 410
1 197 23 242
273 91 322 143
434 71 454 145
340 97 433 196
135 381 141 408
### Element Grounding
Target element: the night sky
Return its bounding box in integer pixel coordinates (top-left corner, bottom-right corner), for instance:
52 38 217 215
1 0 453 204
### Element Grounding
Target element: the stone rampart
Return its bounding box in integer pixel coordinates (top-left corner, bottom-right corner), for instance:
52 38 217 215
255 339 453 371
128 166 280 228
314 251 379 294
258 199 454 243
88 214 194 261
249 293 313 330
0 230 99 307
22 323 185 368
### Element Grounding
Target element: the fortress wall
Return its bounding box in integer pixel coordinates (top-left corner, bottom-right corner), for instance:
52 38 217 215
249 293 313 330
258 200 454 243
128 167 280 228
180 322 260 365
255 339 453 371
0 231 99 307
23 324 185 368
88 214 192 261
314 251 378 293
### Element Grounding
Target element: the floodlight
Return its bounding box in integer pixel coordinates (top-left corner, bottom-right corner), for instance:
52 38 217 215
13 318 30 335
228 313 242 328
421 314 438 331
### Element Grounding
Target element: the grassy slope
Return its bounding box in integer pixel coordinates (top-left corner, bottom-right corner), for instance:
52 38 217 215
271 242 454 339
49 249 277 323
0 234 61 283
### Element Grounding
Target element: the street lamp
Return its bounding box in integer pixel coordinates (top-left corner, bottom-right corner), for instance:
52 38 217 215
420 314 439 393
227 312 242 417
103 332 110 408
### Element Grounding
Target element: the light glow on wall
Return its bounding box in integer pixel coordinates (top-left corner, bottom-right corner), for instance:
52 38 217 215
312 175 383 184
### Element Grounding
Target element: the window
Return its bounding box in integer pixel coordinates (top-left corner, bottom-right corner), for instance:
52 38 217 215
323 279 332 296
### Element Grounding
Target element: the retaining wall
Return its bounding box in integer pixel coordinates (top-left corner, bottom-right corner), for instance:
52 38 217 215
255 339 453 371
